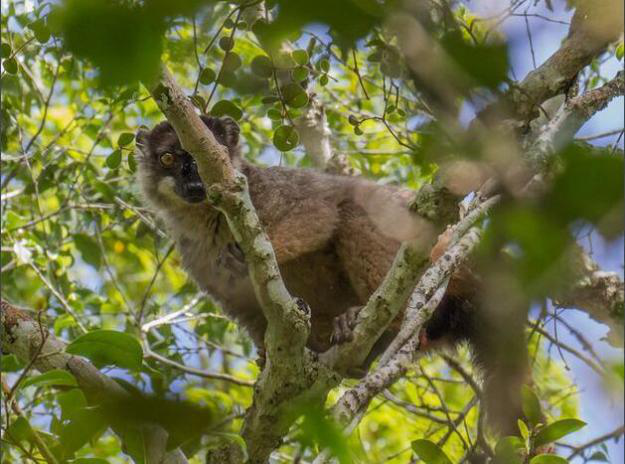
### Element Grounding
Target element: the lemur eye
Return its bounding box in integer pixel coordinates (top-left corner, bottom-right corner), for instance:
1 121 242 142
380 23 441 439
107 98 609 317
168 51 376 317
159 153 175 167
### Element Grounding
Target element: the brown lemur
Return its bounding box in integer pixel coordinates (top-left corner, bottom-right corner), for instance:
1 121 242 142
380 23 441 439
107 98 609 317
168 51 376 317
136 115 528 434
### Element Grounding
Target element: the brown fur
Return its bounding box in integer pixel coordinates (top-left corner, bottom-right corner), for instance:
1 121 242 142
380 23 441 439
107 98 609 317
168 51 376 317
136 116 434 352
136 116 528 435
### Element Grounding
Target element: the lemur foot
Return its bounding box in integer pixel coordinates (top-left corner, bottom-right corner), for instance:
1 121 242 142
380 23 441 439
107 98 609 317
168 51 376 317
330 306 362 344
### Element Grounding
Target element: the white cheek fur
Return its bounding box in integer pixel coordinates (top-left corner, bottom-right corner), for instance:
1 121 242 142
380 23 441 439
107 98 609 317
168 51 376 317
157 177 180 201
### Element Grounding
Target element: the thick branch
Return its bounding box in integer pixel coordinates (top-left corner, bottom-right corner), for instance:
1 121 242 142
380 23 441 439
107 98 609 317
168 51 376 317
483 0 623 122
527 70 625 168
146 67 309 357
0 299 188 464
552 244 624 347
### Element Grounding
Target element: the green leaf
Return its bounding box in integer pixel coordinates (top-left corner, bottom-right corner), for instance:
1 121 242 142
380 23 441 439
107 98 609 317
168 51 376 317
251 55 273 78
211 100 242 120
411 439 453 464
440 32 508 88
281 83 309 108
69 459 110 464
267 108 282 120
105 149 122 169
1 354 24 372
59 406 107 457
219 36 234 51
57 389 88 421
494 436 525 464
616 41 624 61
273 125 299 151
222 52 242 72
1 43 11 58
292 49 309 65
319 74 328 86
7 416 31 443
518 419 530 441
534 419 586 447
73 233 102 269
127 152 137 172
199 68 216 85
292 66 309 82
529 455 568 464
30 19 50 43
588 451 609 462
521 385 543 427
319 57 330 73
546 144 624 238
3 58 17 74
53 0 163 85
117 132 135 147
66 330 143 370
21 369 78 389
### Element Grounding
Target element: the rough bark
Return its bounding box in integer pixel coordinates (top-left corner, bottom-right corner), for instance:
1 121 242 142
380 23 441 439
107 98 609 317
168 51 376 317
0 299 189 464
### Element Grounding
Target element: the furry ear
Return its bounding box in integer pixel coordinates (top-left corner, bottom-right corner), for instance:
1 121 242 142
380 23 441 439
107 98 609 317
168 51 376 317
135 128 150 157
200 115 240 149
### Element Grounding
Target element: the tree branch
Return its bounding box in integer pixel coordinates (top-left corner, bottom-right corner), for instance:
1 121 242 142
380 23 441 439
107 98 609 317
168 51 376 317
482 0 623 123
0 299 189 464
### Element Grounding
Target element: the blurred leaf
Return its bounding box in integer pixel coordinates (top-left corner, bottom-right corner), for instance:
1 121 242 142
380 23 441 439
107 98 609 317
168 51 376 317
222 52 242 72
521 386 543 427
69 459 110 464
219 36 234 51
281 83 308 108
440 32 508 88
101 393 218 449
7 416 32 443
251 55 273 78
588 451 609 462
411 439 453 464
211 100 242 120
73 233 102 269
529 455 568 464
296 407 349 464
200 68 216 85
58 389 88 421
0 354 24 372
273 125 299 151
29 19 51 43
106 149 122 169
117 132 135 147
3 58 17 74
292 49 309 65
54 0 164 85
494 436 525 464
0 43 11 58
21 369 78 389
534 419 586 447
66 330 143 370
58 406 107 458
546 144 624 238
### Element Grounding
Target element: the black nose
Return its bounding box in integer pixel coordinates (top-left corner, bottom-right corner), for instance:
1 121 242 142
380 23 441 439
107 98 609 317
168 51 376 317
183 182 206 202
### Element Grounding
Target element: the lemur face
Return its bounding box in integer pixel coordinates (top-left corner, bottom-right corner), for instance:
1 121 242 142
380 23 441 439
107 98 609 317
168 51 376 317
136 116 240 205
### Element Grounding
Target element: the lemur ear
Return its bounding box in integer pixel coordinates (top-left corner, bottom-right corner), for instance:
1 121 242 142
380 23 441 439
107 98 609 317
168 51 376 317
200 115 240 148
135 128 150 157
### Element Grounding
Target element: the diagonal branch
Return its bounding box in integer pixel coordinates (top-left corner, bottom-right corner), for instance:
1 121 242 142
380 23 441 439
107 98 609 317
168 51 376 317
0 299 189 464
481 0 623 123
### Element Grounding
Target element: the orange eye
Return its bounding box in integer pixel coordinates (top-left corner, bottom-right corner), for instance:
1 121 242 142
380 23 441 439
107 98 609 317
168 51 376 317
160 153 175 167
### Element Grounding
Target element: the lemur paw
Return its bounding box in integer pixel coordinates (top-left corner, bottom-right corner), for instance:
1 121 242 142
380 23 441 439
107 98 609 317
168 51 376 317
330 306 362 345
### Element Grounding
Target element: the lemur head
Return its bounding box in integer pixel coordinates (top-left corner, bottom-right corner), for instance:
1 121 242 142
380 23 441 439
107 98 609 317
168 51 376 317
135 115 240 206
